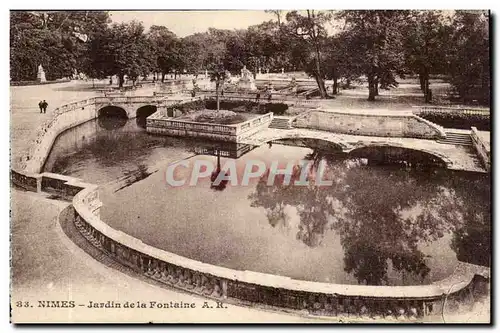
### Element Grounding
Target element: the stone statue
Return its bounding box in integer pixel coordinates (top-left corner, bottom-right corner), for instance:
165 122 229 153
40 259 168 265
281 67 285 74
37 64 46 83
241 65 251 80
237 65 256 91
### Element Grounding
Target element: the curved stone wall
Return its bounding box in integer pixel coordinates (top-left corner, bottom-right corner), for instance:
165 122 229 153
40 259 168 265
11 97 489 320
70 183 487 320
294 109 446 139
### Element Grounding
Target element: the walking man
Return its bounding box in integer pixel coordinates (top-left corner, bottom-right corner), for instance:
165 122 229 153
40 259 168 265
38 101 43 113
41 100 48 113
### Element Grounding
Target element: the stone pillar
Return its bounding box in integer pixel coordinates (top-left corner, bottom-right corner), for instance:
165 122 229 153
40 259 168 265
221 280 228 299
34 174 43 193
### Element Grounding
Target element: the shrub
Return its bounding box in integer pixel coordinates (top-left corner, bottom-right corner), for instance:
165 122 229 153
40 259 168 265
417 111 490 131
204 99 288 115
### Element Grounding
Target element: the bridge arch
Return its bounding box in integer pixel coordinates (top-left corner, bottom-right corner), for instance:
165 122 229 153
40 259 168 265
255 132 349 152
136 105 158 128
347 144 452 168
98 105 128 119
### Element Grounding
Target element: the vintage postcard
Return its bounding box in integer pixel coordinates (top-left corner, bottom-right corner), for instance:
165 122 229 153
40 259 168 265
9 9 491 324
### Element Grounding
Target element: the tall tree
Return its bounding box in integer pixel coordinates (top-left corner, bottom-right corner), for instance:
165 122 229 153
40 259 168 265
447 10 490 105
208 63 228 111
285 10 332 98
403 10 451 103
337 10 408 101
10 10 110 81
147 25 181 82
88 21 153 87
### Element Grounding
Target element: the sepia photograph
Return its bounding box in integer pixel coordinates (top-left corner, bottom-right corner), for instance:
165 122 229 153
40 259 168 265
8 8 491 324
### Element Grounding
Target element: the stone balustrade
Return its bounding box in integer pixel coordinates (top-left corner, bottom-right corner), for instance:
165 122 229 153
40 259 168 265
146 112 273 142
413 105 490 116
65 181 486 321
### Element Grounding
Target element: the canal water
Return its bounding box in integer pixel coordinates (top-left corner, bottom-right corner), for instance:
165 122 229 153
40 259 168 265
44 116 491 286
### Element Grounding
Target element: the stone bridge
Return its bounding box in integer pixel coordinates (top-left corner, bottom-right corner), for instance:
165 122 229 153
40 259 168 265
240 128 486 173
94 95 198 119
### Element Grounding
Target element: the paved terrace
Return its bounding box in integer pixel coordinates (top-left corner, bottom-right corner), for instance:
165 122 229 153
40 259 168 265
241 128 486 173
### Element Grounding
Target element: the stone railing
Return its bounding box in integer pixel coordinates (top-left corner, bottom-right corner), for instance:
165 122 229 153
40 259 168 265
413 105 490 116
148 118 237 135
65 181 488 321
146 112 273 142
471 127 490 171
94 96 163 105
202 94 320 107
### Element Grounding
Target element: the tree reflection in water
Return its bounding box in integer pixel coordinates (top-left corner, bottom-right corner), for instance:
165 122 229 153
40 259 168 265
248 149 490 285
210 149 228 191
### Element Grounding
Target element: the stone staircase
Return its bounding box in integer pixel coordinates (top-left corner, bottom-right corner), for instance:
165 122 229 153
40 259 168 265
269 116 292 129
438 131 473 146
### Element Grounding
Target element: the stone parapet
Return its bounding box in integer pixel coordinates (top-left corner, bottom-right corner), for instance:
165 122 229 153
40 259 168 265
293 109 446 139
471 127 491 171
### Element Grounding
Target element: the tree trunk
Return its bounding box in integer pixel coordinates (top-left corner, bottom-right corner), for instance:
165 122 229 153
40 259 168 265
161 72 165 83
368 74 376 101
118 74 124 88
312 43 327 98
216 81 220 112
374 77 379 96
419 72 425 91
423 71 431 103
332 76 338 95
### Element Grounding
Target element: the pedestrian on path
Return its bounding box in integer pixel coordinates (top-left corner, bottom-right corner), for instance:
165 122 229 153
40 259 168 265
38 101 43 113
41 100 48 113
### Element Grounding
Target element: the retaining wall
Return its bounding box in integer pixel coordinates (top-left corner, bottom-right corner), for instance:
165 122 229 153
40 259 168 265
293 109 446 139
471 127 491 171
23 100 97 174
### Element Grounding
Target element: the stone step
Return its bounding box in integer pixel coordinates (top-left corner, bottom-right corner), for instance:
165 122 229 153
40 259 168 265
439 132 473 146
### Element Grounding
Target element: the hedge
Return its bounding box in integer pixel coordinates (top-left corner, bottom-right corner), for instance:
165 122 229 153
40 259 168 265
204 99 288 115
417 111 490 131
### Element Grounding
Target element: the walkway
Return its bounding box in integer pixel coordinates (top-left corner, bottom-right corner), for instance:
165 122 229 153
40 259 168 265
10 81 99 168
241 128 486 173
10 189 325 323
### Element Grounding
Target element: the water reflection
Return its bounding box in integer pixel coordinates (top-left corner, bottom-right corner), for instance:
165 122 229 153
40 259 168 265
44 116 491 285
249 150 490 285
98 115 127 130
210 150 229 191
136 105 157 129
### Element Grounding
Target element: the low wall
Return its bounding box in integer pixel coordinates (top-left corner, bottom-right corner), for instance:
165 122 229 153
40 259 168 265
146 113 273 142
23 100 97 174
294 109 446 139
11 170 40 192
471 127 491 171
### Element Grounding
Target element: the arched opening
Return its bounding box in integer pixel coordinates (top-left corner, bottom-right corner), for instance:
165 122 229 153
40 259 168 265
348 145 448 168
136 105 157 128
97 106 128 130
